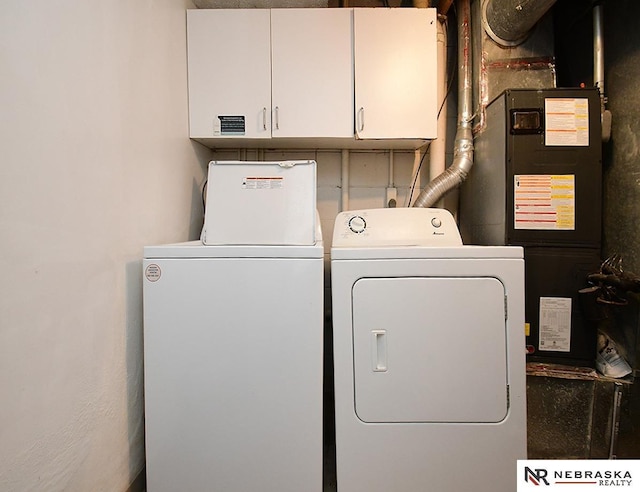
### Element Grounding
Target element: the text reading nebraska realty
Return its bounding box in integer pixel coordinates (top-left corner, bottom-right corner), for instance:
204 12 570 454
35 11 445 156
518 460 639 489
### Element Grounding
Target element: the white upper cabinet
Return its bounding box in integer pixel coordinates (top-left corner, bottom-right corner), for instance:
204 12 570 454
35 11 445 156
187 8 438 149
187 9 271 140
271 8 353 139
354 8 438 140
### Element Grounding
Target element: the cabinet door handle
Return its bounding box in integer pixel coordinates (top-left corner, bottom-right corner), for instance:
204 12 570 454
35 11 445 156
262 107 267 131
275 106 280 130
358 106 365 132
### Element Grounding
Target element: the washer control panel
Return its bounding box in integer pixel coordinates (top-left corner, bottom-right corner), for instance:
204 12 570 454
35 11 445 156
332 208 462 247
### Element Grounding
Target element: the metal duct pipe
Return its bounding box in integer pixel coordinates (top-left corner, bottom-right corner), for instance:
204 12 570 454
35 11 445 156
483 0 557 47
426 16 448 208
341 149 349 211
593 3 612 142
413 0 473 209
593 3 604 96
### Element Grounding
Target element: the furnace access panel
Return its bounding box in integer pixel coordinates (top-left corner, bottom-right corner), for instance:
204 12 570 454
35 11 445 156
460 88 602 249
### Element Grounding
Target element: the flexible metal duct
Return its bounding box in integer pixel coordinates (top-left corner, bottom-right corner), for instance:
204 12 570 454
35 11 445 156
413 0 473 209
483 0 557 47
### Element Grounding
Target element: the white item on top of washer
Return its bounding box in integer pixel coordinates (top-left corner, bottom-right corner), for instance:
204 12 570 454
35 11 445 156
202 159 317 246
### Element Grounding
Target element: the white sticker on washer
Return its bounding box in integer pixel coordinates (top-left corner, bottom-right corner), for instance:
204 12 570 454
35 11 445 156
538 297 572 352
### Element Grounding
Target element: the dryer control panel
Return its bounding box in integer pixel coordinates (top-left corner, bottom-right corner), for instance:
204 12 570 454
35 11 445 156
332 208 462 247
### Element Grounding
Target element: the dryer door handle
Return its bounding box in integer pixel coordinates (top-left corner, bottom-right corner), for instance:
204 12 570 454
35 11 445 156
372 330 388 372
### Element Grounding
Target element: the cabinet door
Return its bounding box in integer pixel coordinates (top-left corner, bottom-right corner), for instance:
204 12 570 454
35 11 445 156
271 9 353 139
187 9 271 139
354 8 438 140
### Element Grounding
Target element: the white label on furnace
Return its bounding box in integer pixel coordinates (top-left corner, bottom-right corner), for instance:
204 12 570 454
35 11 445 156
241 177 284 190
514 174 575 230
539 297 572 352
545 98 589 146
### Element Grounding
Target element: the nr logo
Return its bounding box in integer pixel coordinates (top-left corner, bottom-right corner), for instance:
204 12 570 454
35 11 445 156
525 467 550 486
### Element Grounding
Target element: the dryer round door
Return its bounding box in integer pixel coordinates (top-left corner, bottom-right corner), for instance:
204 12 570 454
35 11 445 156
352 276 509 423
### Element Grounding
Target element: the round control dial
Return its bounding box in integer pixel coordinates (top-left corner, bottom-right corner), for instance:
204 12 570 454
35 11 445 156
348 215 367 234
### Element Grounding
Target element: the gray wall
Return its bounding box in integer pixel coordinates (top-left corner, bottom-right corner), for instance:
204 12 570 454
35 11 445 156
602 0 640 458
552 0 640 458
603 1 640 273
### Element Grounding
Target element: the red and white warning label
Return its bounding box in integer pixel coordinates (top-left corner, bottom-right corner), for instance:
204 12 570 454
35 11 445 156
514 174 575 230
545 98 589 146
241 177 284 190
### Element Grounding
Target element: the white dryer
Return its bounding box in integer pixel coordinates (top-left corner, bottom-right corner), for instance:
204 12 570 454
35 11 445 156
331 208 526 492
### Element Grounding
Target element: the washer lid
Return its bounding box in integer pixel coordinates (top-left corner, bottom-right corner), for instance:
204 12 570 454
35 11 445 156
352 276 509 423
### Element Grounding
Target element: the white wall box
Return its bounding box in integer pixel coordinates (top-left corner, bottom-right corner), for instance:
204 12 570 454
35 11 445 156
202 160 318 246
187 8 437 149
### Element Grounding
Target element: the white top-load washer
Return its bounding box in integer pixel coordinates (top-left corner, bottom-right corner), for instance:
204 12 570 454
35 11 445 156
143 160 323 492
331 208 526 492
